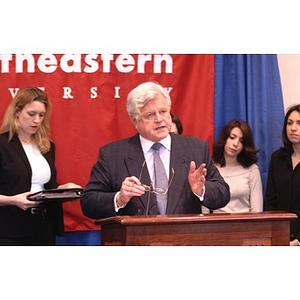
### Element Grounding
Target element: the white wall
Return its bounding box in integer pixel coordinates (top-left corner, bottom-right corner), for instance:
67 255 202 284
278 54 300 112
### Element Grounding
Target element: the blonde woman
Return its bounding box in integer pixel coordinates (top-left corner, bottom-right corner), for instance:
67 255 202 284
0 87 80 245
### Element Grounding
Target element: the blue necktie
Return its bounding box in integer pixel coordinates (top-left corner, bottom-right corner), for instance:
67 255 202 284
152 143 168 214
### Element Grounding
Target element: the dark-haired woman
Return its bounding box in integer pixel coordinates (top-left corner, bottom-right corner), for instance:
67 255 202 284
265 104 300 246
203 119 263 214
170 112 183 134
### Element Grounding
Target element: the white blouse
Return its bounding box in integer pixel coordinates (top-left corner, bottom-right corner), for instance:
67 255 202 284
203 164 263 213
22 144 51 193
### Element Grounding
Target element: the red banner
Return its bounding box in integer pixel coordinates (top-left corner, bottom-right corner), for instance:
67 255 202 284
0 54 214 231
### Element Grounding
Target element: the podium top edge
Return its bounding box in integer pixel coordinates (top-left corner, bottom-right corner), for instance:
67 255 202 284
95 211 297 226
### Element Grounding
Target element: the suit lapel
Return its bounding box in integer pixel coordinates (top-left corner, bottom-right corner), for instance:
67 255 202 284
125 135 145 179
166 134 190 214
10 134 32 178
124 135 156 213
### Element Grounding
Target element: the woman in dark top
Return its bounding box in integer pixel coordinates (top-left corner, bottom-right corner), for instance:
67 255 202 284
0 87 80 245
265 104 300 246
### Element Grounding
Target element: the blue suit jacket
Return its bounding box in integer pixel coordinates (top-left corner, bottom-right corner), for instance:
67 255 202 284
81 133 230 219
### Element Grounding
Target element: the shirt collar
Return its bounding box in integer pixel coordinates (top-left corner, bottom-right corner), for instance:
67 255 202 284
139 134 171 154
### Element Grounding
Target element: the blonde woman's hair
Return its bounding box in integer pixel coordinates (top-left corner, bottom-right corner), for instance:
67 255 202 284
0 87 52 153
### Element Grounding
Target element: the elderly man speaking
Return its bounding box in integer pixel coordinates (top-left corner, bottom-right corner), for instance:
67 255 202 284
81 82 230 219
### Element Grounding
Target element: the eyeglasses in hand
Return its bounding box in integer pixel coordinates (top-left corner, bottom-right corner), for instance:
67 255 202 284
138 160 174 195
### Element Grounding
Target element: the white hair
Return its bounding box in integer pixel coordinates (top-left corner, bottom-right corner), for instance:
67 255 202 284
127 82 171 120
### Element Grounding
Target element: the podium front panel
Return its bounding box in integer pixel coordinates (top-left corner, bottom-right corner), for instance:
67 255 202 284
96 212 297 246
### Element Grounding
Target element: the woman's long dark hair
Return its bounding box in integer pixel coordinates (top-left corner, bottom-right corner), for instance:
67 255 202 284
282 104 300 153
213 119 259 168
170 112 183 134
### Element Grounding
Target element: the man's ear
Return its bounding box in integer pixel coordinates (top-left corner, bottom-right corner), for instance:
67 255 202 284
131 115 137 126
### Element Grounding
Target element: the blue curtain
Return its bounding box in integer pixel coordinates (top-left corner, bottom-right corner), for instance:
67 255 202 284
214 54 285 193
56 230 101 246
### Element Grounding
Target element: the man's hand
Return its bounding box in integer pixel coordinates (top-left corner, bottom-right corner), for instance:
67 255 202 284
290 239 300 246
188 162 207 197
117 176 145 207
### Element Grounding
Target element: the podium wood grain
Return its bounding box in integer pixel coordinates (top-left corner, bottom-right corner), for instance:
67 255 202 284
95 211 297 246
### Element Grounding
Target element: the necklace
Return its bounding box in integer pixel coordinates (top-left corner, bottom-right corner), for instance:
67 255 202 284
20 138 32 144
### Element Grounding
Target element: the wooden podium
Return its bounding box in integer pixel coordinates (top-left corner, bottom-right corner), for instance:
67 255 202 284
95 211 297 246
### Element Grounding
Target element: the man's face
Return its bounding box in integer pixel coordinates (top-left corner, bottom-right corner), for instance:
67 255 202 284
133 94 172 142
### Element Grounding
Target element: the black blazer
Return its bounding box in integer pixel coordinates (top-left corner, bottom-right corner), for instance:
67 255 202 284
0 132 63 239
265 147 300 241
81 133 230 219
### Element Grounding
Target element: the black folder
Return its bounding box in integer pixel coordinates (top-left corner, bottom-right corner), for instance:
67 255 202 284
27 188 83 202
